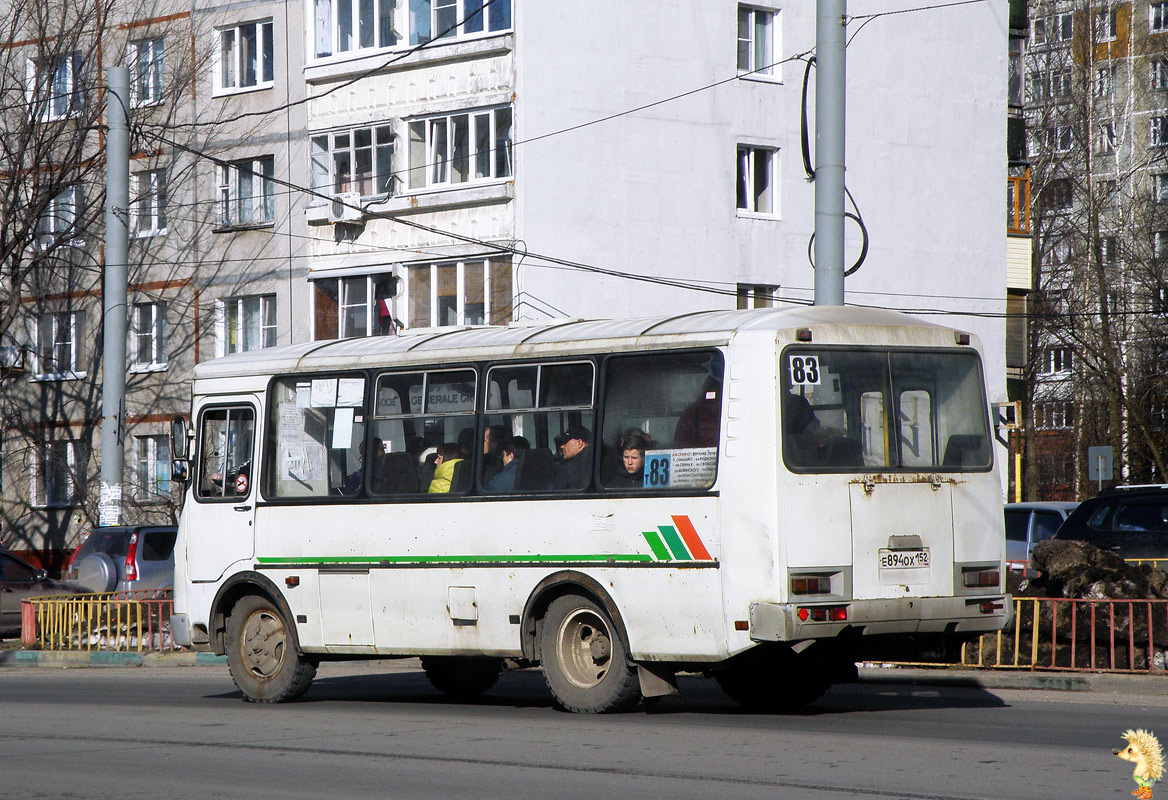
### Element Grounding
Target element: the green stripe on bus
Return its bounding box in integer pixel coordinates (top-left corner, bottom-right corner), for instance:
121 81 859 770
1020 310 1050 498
658 525 691 561
641 530 671 561
255 553 653 565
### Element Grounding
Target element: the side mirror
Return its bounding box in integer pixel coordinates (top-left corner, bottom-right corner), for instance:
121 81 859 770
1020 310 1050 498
170 416 190 481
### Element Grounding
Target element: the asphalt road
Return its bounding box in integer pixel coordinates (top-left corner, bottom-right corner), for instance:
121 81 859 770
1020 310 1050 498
1 662 1166 800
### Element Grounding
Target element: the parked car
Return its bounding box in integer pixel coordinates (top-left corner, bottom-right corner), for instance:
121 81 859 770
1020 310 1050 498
1053 485 1168 560
0 549 81 637
1004 501 1079 568
64 526 177 593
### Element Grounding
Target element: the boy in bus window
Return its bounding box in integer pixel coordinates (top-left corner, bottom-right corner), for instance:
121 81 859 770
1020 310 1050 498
609 433 648 488
553 425 591 490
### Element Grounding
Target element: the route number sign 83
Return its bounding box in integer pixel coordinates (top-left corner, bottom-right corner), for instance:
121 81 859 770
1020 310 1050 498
788 355 821 386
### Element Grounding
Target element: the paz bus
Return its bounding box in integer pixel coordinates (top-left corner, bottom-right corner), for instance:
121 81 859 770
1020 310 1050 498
169 305 1010 712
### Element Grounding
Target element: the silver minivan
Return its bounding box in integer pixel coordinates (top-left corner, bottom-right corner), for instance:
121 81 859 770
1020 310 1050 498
1003 502 1078 570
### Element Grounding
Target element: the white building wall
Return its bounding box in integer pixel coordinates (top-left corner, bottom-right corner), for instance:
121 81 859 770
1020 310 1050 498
512 0 1007 403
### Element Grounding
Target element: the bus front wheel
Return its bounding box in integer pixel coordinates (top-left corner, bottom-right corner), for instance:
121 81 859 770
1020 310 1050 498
421 656 503 698
225 594 316 703
539 594 640 713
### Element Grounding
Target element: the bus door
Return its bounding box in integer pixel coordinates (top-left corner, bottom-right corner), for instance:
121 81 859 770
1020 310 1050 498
188 400 259 582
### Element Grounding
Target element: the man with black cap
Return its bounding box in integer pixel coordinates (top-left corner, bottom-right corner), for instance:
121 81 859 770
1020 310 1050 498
553 425 591 490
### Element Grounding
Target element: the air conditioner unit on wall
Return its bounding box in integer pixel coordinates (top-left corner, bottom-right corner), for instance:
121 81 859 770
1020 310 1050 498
329 192 364 224
0 345 26 371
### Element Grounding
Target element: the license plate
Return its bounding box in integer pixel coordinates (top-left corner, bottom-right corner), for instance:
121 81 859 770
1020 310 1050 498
879 549 930 569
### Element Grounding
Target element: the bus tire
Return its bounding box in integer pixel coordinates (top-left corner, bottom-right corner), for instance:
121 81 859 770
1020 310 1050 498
225 594 316 703
421 656 503 698
539 594 641 713
714 643 828 711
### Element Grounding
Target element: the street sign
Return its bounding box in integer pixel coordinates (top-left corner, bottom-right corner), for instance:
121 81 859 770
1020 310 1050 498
1088 446 1113 486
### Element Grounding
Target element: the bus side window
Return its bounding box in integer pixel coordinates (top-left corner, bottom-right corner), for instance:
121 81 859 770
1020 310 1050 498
600 351 723 491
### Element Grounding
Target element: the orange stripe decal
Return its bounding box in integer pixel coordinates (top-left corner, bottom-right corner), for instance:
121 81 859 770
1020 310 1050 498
671 515 712 561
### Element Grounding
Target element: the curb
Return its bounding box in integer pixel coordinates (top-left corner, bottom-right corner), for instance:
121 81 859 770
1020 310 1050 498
0 649 226 668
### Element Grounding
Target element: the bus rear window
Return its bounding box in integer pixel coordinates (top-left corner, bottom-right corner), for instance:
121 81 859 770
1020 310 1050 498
782 348 991 472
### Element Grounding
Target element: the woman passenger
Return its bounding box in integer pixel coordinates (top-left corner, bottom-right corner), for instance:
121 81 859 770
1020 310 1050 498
427 443 465 493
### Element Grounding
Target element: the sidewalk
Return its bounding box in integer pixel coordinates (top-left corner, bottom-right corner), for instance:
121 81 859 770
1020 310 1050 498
2 645 1167 695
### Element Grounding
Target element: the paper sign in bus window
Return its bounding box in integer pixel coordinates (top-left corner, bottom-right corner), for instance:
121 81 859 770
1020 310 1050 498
337 378 365 407
311 378 338 407
644 448 717 488
788 355 821 386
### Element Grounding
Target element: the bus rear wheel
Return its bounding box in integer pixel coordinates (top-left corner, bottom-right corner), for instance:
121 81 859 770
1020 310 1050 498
714 643 829 711
225 594 316 703
540 594 640 713
421 656 503 699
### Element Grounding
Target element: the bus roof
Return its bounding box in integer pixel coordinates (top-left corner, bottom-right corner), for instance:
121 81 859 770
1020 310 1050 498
194 305 974 380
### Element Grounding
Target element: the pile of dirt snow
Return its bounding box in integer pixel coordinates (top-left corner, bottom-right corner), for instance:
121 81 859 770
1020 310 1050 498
1019 540 1168 600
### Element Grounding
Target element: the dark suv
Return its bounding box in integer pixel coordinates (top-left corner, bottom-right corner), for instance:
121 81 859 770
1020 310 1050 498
64 526 177 593
1053 486 1168 559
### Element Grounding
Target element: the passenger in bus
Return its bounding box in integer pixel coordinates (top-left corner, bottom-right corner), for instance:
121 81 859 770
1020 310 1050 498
784 392 820 436
481 425 507 484
486 437 529 492
609 433 648 488
343 438 383 495
553 426 592 490
427 443 466 493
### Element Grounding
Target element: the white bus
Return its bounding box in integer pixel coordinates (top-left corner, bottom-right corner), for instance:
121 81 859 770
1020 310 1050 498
170 305 1010 712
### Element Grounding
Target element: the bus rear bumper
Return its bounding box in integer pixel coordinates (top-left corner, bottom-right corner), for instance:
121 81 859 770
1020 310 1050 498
748 595 1012 642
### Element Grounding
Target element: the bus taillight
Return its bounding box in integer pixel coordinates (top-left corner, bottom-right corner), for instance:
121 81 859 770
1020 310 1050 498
797 605 848 622
791 575 831 595
961 567 999 588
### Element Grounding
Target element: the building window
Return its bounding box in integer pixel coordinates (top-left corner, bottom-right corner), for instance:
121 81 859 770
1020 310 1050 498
314 0 397 58
1154 286 1168 314
221 294 277 355
1042 178 1073 210
407 258 511 328
1155 231 1168 261
35 184 82 248
407 106 512 190
737 6 776 76
130 37 164 105
1153 116 1168 147
217 156 274 227
1096 122 1116 153
409 0 512 45
1096 65 1115 96
1153 2 1168 32
1154 173 1168 202
1050 67 1072 97
1034 13 1074 44
1042 346 1074 374
131 301 167 370
1035 401 1074 430
34 310 86 378
1096 7 1118 41
736 145 777 215
737 283 777 309
310 125 394 197
32 440 86 507
1101 236 1117 265
133 434 170 501
1153 59 1168 90
28 54 83 120
215 20 274 93
313 273 399 339
132 169 167 236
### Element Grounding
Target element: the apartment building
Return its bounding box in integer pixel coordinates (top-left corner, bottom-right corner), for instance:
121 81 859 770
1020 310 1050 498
0 0 1009 563
1023 0 1168 498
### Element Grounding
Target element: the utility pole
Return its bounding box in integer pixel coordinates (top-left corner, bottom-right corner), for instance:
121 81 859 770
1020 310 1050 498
99 66 129 527
813 0 846 306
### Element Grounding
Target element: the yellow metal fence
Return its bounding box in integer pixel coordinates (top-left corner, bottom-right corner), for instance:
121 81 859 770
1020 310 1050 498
22 590 178 652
